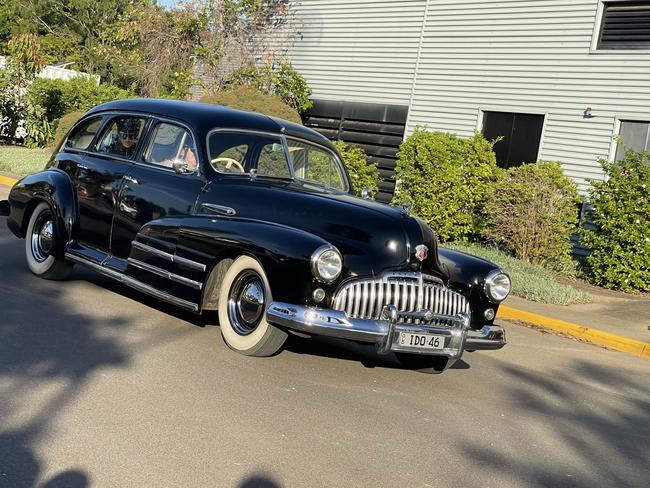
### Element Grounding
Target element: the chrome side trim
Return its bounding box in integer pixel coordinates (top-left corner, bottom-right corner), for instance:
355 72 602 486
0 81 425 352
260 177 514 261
65 252 199 312
131 241 206 271
128 258 203 290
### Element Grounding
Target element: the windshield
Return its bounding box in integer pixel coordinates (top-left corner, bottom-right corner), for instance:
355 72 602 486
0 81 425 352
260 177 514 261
208 131 291 178
207 130 349 191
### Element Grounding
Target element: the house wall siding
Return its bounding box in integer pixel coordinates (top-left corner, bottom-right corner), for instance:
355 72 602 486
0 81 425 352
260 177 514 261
289 0 650 193
289 0 427 105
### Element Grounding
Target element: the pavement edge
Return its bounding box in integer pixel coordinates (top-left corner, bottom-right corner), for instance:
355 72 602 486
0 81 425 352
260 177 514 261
498 305 650 361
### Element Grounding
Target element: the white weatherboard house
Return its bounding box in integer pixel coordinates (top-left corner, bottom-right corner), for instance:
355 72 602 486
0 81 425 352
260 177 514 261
287 0 650 200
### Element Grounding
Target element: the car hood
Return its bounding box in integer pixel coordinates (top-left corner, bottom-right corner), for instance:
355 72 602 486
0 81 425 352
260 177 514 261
205 178 444 278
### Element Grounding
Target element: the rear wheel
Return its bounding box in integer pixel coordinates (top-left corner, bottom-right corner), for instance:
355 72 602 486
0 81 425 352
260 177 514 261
218 256 287 357
24 202 73 280
395 353 453 374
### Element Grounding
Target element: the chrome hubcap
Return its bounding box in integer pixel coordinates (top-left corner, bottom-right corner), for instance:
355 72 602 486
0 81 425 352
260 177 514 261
228 271 265 335
31 211 54 263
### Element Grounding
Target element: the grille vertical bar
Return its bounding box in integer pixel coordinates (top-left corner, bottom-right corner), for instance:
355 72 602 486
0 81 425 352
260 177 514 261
332 273 469 323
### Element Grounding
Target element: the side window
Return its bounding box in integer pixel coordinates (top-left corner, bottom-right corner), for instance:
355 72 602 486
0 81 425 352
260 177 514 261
97 116 146 159
257 142 292 178
144 123 198 171
66 117 102 150
616 120 650 160
288 140 346 191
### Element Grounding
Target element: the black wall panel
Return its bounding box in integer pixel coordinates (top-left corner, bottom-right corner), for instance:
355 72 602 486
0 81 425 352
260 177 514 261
302 99 408 202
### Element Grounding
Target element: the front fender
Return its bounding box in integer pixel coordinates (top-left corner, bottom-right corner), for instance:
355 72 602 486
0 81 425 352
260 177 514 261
438 247 502 329
6 169 78 257
139 216 336 305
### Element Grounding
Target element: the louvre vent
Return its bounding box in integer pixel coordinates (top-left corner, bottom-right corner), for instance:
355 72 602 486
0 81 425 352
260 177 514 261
598 1 650 49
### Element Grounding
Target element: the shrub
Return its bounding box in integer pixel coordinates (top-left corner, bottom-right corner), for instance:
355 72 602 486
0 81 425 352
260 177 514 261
28 77 134 122
482 161 580 267
333 140 379 197
581 151 650 292
392 130 498 242
200 86 302 124
52 111 84 150
226 59 312 113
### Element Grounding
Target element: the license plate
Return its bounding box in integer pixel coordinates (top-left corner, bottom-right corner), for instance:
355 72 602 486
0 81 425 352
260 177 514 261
398 332 445 350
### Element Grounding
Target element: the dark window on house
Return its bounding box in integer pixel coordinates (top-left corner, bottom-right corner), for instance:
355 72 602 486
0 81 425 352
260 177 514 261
482 111 545 168
598 1 650 50
616 120 650 159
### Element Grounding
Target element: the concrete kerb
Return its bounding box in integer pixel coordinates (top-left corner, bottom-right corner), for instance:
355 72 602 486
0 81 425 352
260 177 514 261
498 305 650 360
0 174 18 187
1 175 648 361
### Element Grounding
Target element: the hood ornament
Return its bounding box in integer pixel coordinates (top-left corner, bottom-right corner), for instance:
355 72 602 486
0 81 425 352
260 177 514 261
415 244 428 262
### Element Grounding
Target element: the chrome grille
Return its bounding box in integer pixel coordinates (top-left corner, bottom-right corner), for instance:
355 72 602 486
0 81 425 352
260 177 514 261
332 272 470 323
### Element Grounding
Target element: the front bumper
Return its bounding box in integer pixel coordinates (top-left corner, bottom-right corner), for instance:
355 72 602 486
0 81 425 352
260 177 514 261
267 302 506 358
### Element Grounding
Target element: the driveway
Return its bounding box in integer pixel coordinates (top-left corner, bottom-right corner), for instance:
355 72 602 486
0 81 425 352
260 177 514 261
1 186 649 488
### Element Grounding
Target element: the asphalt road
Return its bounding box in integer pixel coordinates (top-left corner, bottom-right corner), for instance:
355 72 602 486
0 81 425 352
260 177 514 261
1 188 649 488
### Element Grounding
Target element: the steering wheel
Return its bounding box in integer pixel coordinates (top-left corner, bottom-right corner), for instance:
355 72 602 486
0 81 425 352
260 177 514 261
211 157 245 173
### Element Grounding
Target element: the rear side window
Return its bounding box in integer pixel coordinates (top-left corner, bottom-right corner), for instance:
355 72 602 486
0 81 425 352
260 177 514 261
97 116 146 159
66 117 102 150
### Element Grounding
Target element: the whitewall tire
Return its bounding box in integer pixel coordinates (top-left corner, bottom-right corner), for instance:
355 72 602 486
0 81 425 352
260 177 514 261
218 255 287 356
24 202 73 280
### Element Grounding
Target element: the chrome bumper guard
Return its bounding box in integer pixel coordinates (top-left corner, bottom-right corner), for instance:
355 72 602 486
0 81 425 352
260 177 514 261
267 302 506 358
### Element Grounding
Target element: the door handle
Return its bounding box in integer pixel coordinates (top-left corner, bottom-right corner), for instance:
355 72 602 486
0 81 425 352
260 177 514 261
124 175 140 185
201 203 236 216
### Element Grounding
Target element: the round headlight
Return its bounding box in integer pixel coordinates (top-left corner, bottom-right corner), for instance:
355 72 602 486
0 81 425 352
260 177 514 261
484 270 511 302
311 245 342 282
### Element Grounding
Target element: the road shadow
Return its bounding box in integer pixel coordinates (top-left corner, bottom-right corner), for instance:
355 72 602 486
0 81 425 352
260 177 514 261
458 359 650 487
238 474 283 488
0 228 130 487
284 333 470 372
67 265 212 328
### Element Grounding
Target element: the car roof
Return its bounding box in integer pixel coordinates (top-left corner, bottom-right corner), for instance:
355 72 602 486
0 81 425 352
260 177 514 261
86 98 336 151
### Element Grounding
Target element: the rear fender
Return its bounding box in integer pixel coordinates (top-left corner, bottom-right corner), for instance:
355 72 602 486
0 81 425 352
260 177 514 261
6 169 78 257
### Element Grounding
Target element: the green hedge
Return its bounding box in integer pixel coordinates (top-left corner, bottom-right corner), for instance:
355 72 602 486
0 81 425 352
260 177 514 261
200 86 302 124
482 161 580 267
27 77 134 122
581 150 650 292
393 130 498 242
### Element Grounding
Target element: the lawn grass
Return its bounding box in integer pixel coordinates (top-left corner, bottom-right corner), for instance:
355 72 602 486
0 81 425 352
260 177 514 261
0 145 50 178
445 242 592 305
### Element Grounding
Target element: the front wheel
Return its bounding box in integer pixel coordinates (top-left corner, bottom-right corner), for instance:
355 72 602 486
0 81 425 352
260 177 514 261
218 256 287 357
24 202 73 280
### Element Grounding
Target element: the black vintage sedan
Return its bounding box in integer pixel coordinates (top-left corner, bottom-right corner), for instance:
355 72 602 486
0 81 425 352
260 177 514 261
1 99 510 373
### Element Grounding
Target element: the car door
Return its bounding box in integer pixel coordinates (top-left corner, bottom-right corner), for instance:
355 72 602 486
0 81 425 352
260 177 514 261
110 120 205 260
65 114 147 254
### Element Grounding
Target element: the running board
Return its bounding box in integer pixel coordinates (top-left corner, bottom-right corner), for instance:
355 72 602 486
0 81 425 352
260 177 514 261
65 252 199 312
